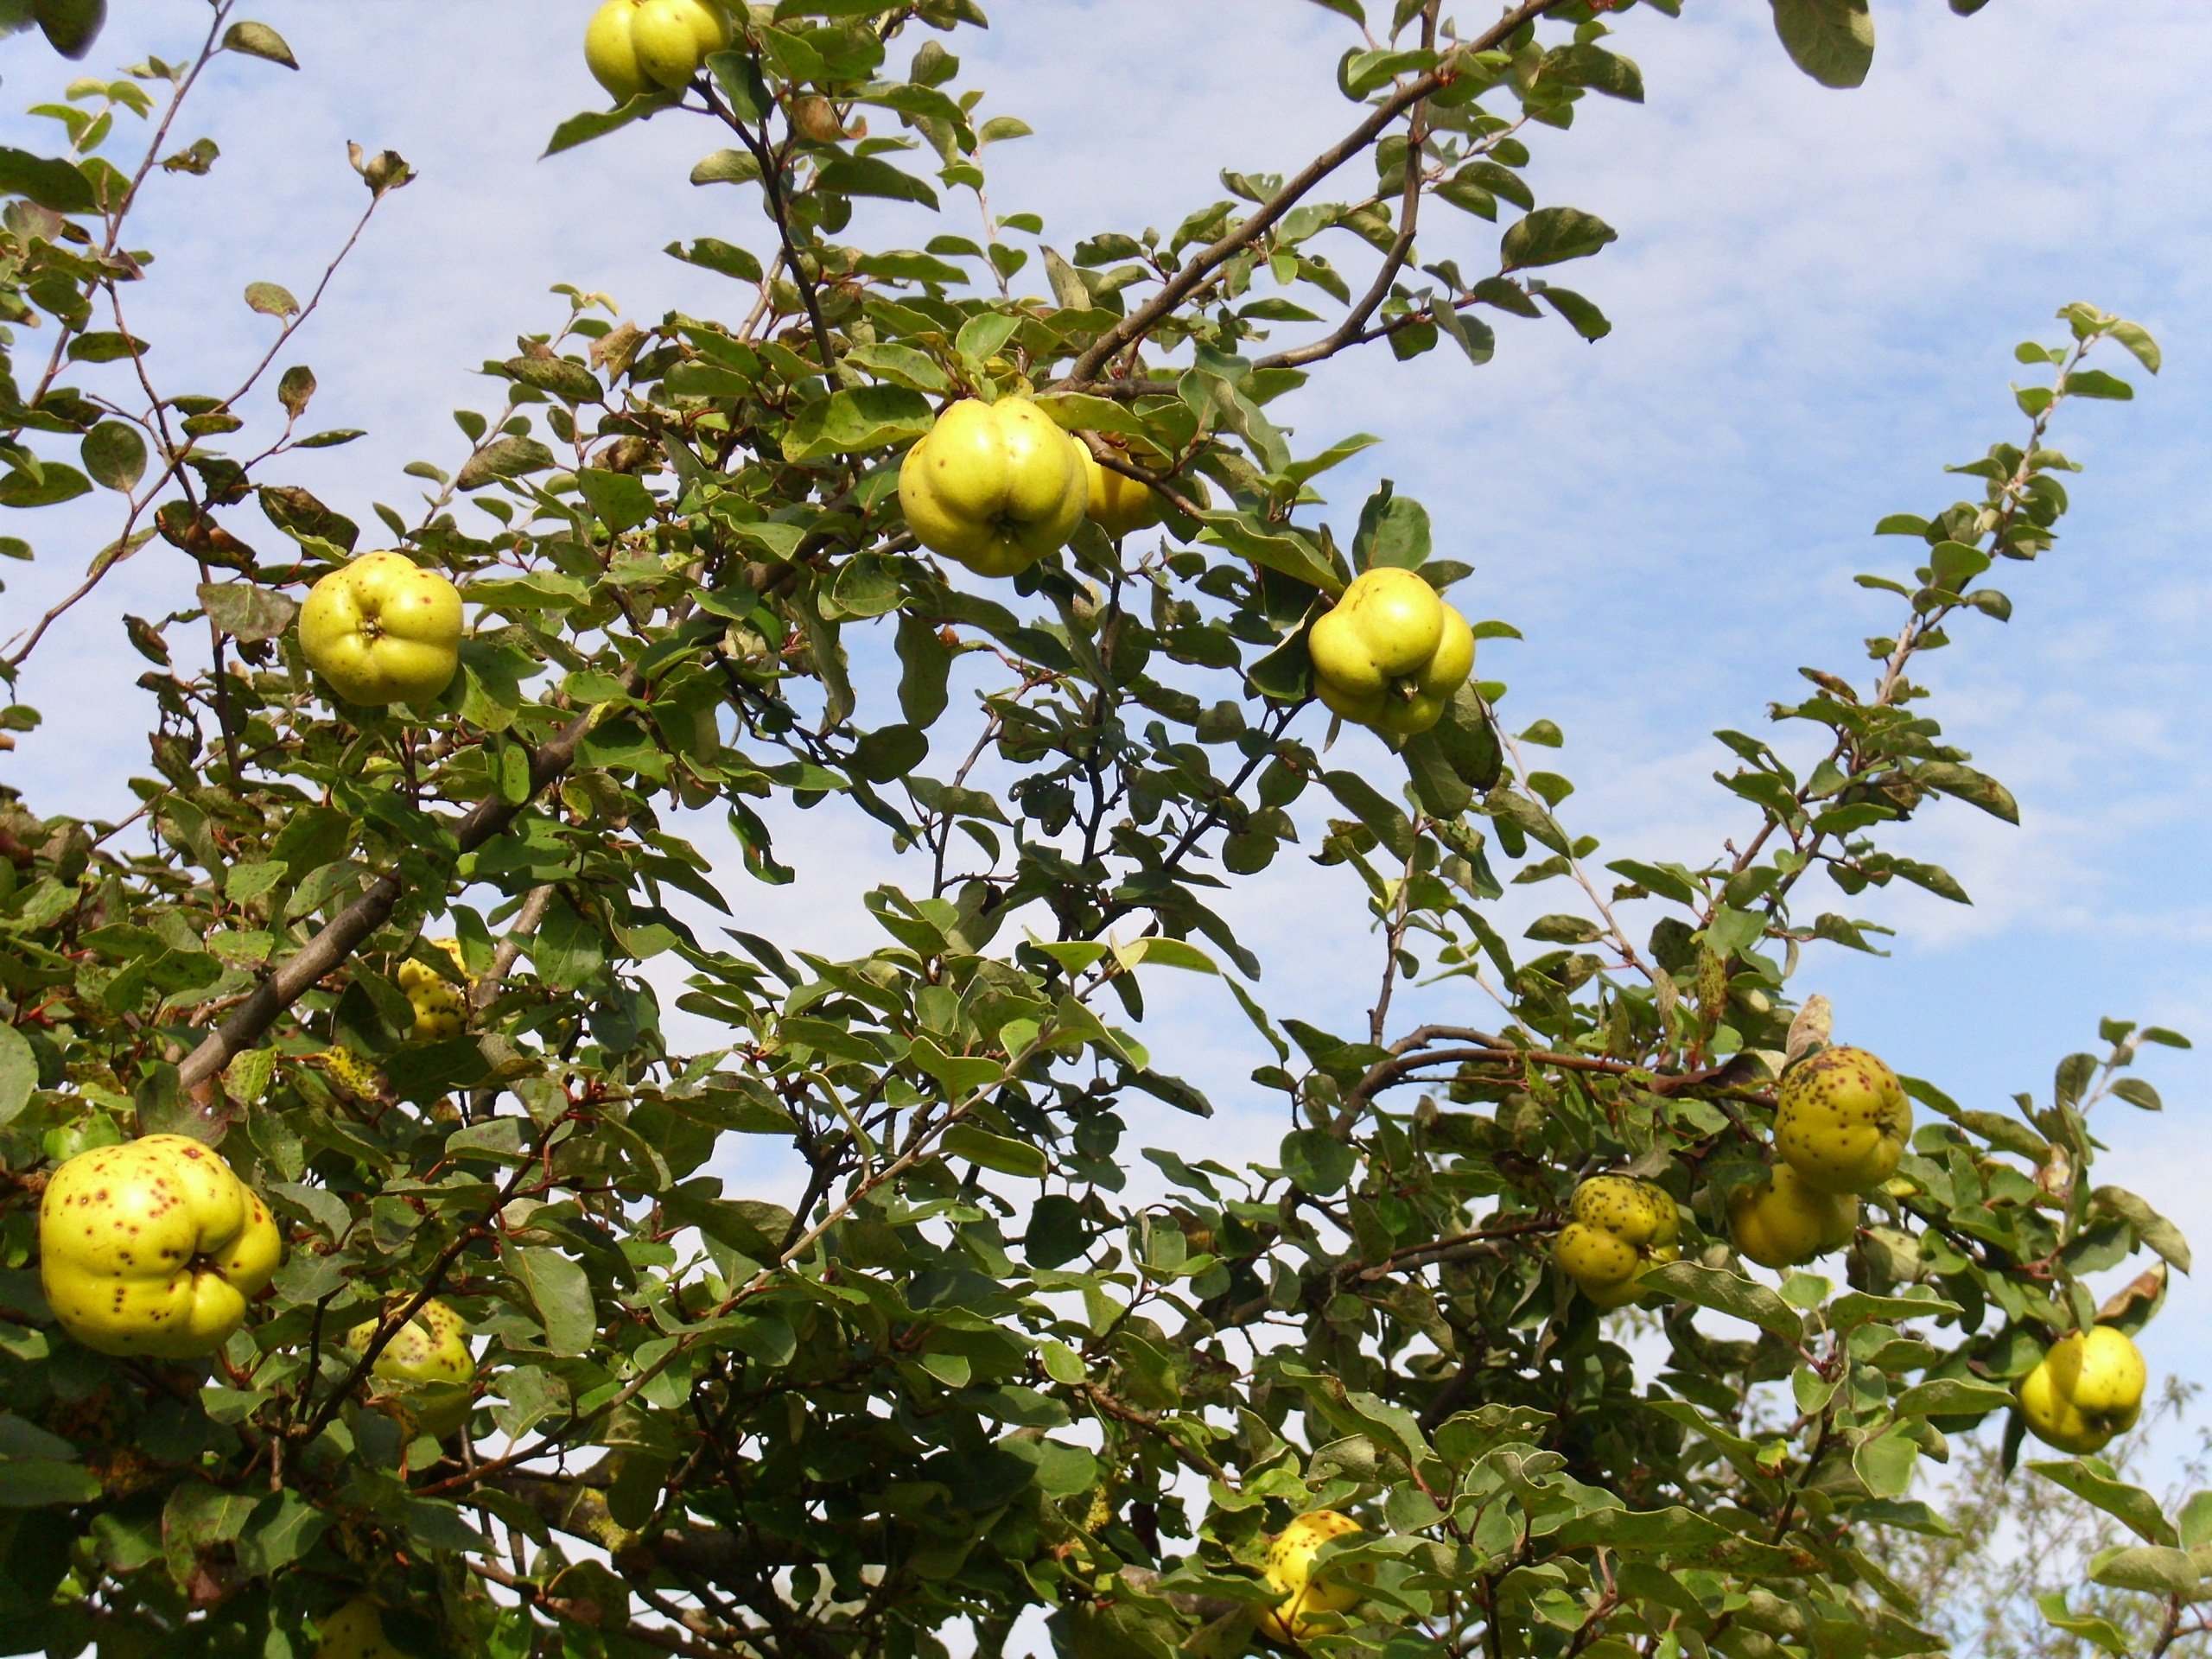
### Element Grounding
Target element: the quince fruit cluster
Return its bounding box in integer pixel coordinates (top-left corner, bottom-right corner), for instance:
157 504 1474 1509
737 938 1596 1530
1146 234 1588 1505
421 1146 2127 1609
584 0 729 102
1555 1174 1679 1309
1728 1041 1910 1271
1308 566 1475 737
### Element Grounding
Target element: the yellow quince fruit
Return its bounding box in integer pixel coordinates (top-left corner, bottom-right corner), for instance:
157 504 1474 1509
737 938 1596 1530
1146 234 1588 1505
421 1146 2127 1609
398 938 470 1043
1728 1163 1859 1269
1774 1045 1911 1195
583 0 729 102
345 1297 476 1440
2019 1326 2146 1455
1074 438 1165 540
898 397 1088 578
1556 1174 1679 1309
1306 566 1475 737
40 1135 283 1359
1258 1510 1369 1643
297 552 464 708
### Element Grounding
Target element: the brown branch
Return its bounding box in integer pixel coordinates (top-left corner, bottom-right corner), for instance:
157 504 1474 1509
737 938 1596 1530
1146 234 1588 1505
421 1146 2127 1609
701 82 843 388
175 686 633 1095
1056 0 1569 390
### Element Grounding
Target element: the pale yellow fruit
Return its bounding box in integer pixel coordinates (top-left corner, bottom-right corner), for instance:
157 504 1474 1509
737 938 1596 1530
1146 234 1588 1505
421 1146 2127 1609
1258 1510 1368 1643
1728 1163 1859 1269
1307 567 1475 738
298 552 463 707
584 0 728 100
1774 1045 1911 1195
40 1135 282 1359
1556 1175 1679 1308
899 397 1087 577
316 1597 409 1659
1075 439 1165 539
346 1298 475 1440
2019 1327 2146 1455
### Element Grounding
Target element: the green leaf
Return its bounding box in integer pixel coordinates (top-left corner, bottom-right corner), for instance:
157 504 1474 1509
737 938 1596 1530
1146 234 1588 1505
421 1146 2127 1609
0 1459 100 1507
666 237 765 283
512 1247 596 1357
941 1124 1048 1180
2061 368 2133 401
576 467 656 534
1500 207 1618 271
909 1036 1004 1096
80 421 146 492
455 435 556 491
244 280 299 318
1641 1262 1802 1341
2088 1544 2199 1596
785 385 933 460
1910 761 2017 823
1769 0 1874 89
1196 511 1342 594
0 1026 36 1124
1891 1376 2015 1419
2031 1461 2177 1546
0 146 95 213
1352 481 1430 570
197 581 298 645
1853 1424 1920 1499
221 19 297 68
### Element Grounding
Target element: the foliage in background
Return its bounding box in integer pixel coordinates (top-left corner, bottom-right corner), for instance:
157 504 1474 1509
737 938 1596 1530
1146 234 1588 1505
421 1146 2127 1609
0 1 2197 1656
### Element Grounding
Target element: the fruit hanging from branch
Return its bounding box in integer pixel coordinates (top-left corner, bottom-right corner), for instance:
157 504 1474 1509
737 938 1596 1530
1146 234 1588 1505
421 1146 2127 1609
344 1297 476 1441
296 552 464 708
1307 565 1475 736
898 397 1089 577
1773 1044 1912 1195
2018 1326 2148 1454
39 1135 283 1359
1555 1173 1680 1309
1728 1161 1859 1269
397 938 470 1043
1075 439 1166 540
583 0 731 103
1258 1510 1370 1643
314 1597 410 1659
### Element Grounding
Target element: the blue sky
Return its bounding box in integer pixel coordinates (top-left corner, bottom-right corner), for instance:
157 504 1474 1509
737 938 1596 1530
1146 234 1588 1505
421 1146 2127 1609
4 2 2210 1477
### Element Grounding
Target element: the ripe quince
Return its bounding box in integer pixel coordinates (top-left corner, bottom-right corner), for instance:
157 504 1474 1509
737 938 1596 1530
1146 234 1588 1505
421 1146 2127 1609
1556 1174 1679 1309
346 1298 475 1440
1259 1510 1369 1643
584 0 729 102
315 1597 409 1659
1075 440 1165 540
398 938 470 1043
40 1135 282 1358
1774 1045 1911 1195
2019 1326 2146 1454
1727 1163 1859 1269
898 397 1088 578
1307 566 1476 737
298 552 464 707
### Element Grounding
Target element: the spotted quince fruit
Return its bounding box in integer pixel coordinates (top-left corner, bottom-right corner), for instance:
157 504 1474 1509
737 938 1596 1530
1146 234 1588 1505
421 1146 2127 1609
1259 1510 1369 1643
39 1135 282 1358
345 1297 476 1440
1555 1174 1679 1309
398 938 470 1043
297 551 464 708
1774 1045 1911 1195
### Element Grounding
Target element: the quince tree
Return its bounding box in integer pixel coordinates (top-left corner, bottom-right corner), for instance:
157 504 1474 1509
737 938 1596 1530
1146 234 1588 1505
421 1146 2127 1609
0 2 2196 1656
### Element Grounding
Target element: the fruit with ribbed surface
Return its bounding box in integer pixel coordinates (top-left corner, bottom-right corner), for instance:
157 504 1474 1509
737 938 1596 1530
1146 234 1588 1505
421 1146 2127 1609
584 0 729 101
899 397 1089 577
345 1298 475 1440
297 552 463 707
40 1135 282 1358
1728 1162 1859 1268
1307 566 1476 736
1555 1174 1679 1309
2018 1327 2146 1454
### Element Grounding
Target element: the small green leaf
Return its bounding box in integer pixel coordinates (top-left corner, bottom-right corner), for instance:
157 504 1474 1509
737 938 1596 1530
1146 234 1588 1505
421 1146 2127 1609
222 19 298 68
